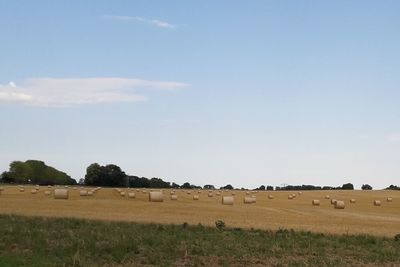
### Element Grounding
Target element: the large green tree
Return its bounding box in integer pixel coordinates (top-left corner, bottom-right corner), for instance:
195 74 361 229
84 163 127 187
0 160 76 185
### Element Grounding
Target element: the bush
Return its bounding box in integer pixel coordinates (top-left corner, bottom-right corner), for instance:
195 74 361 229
395 234 400 242
215 220 225 231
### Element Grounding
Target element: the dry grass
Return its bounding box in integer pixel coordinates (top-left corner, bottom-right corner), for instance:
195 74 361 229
0 185 399 237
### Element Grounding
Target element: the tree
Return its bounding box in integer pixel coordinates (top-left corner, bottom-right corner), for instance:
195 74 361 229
256 185 266 191
361 184 373 190
0 160 75 185
203 184 215 190
266 186 274 191
342 183 354 190
84 163 127 187
220 184 233 190
181 182 192 189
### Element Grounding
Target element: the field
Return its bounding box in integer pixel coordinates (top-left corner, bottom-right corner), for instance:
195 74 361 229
0 185 399 237
1 214 400 266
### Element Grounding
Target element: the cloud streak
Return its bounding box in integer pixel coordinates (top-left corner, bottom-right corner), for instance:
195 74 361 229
103 15 175 28
0 77 188 107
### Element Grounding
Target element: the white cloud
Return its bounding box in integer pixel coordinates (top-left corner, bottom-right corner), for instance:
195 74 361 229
103 15 175 29
0 77 188 107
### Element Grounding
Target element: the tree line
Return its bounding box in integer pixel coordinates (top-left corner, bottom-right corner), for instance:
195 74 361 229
1 160 399 191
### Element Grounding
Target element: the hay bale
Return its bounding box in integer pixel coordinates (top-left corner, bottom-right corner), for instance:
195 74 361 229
170 191 175 195
222 196 234 205
246 192 250 195
334 200 345 209
208 192 213 197
387 197 393 202
330 199 337 205
44 190 51 196
80 190 88 196
298 192 302 195
231 192 236 196
268 195 274 199
374 200 381 206
216 192 221 196
187 191 191 195
88 191 94 196
31 189 37 194
0 187 4 191
54 189 69 199
325 195 330 199
19 188 25 192
288 195 293 200
193 195 199 200
128 192 136 198
149 191 164 202
350 199 356 203
312 199 320 206
243 197 256 204
47 185 51 189
170 195 178 200
120 192 126 197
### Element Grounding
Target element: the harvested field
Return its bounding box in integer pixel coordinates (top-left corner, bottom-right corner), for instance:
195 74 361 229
0 186 399 237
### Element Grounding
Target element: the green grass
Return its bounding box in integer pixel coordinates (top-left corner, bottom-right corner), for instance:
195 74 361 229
0 215 399 266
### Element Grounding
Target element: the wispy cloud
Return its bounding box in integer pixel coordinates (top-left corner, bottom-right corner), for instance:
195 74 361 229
103 15 175 29
0 77 188 107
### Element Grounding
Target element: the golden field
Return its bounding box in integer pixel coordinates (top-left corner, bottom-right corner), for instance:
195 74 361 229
0 186 399 237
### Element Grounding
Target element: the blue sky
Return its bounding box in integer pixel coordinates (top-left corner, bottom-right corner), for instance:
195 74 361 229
1 1 399 189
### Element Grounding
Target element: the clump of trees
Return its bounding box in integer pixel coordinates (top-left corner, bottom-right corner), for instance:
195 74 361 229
0 160 76 185
275 183 355 191
362 184 373 190
84 163 127 187
386 185 400 190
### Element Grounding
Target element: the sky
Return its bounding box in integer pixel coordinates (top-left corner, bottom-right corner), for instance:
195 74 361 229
0 1 399 189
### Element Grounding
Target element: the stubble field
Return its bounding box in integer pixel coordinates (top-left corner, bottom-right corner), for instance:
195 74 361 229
0 186 399 237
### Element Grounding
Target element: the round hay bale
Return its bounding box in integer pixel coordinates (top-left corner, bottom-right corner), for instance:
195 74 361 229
208 192 213 197
187 191 191 195
149 191 164 202
54 189 69 199
170 194 178 200
246 192 250 195
80 190 88 196
88 191 94 196
374 200 381 206
31 189 37 194
216 192 221 196
222 196 234 205
128 192 136 198
243 197 256 204
350 199 356 204
387 197 393 202
47 185 51 189
268 195 274 199
298 192 302 195
44 190 51 196
334 200 345 209
231 192 236 196
330 199 337 205
64 186 69 188
312 199 320 206
0 187 4 191
193 195 199 200
19 188 25 192
142 190 147 194
325 195 330 199
170 191 175 195
120 192 126 197
288 195 293 200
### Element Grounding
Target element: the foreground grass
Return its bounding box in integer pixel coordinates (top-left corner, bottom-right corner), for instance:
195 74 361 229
0 215 399 266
